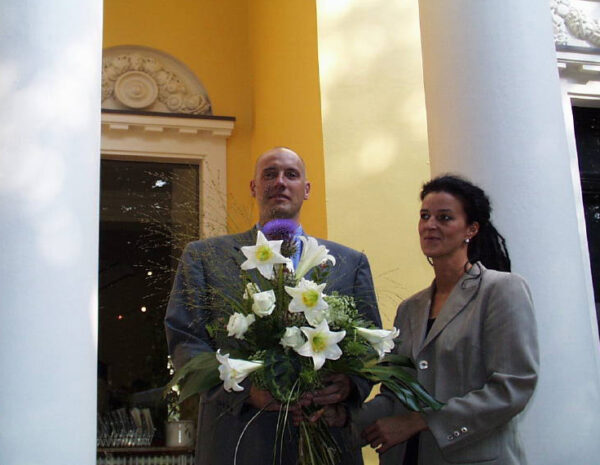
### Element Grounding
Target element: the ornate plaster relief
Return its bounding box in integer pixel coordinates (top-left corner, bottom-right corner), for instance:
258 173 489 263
102 46 212 115
552 0 600 48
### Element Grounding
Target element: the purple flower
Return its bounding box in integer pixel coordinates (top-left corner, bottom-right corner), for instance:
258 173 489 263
262 219 299 259
262 219 299 242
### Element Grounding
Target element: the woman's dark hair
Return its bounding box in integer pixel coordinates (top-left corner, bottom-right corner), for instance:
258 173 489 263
420 175 511 272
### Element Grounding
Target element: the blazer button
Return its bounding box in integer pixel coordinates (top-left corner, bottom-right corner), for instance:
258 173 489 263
461 427 468 433
453 430 460 437
418 360 429 369
447 434 454 441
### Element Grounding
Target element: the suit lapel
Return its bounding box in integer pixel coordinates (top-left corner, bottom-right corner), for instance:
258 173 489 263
229 228 260 282
418 264 484 355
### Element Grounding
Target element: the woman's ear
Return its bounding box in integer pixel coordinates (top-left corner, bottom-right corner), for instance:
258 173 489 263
468 221 480 239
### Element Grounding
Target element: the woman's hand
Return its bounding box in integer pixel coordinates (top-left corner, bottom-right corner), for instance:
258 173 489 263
362 412 428 454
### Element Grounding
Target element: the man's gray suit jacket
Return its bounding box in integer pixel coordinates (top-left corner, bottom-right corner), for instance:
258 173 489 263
165 228 381 465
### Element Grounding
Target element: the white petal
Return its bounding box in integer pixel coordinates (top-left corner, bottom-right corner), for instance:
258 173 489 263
311 352 327 370
295 340 313 358
256 263 275 279
321 344 343 361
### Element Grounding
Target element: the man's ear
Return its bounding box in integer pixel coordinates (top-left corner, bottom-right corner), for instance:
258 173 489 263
304 181 311 200
250 179 257 198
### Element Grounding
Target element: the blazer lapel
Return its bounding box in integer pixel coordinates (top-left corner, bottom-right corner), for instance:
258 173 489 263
410 284 434 360
418 264 484 354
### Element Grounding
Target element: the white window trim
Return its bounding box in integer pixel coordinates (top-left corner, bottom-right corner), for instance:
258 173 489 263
101 110 234 238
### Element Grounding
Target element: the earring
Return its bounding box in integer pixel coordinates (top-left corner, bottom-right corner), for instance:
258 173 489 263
427 256 434 266
464 237 470 244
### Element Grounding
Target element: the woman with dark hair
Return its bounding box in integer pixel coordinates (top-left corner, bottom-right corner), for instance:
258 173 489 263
352 175 539 464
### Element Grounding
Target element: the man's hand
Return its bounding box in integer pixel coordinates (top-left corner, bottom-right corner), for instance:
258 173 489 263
247 385 282 411
290 403 348 427
311 374 353 405
361 412 427 454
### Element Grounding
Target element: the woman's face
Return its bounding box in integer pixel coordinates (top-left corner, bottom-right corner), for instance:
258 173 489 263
418 191 478 261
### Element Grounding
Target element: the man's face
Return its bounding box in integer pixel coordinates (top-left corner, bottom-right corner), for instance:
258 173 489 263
250 148 311 224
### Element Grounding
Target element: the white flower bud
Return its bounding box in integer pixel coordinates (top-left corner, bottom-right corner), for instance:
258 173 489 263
280 326 305 349
226 312 255 339
251 290 276 318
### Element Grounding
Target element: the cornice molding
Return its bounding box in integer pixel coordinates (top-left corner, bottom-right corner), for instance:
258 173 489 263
101 111 234 137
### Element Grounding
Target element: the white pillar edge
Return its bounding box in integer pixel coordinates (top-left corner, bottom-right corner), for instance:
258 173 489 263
0 2 103 464
418 0 600 463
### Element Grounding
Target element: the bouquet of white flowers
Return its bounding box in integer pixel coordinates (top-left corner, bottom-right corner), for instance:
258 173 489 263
168 219 442 465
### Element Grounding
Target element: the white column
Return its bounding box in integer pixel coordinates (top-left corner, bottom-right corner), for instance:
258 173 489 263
0 2 102 465
419 1 600 463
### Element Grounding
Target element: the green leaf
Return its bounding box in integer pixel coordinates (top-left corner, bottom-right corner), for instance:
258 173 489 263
166 352 221 402
262 350 302 402
380 353 416 368
354 359 444 412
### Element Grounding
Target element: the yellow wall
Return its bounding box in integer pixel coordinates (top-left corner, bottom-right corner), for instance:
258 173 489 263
316 2 432 462
103 0 327 236
315 2 432 328
248 0 327 237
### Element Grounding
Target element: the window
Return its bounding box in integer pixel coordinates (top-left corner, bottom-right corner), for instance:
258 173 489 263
572 106 600 326
98 159 200 442
98 110 233 448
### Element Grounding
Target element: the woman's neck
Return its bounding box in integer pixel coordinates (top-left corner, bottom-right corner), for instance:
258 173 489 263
432 255 470 294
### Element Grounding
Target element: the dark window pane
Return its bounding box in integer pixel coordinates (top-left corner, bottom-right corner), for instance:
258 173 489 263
98 159 200 440
572 106 600 328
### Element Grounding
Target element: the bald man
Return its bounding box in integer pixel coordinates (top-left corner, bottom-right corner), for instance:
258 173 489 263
165 147 381 465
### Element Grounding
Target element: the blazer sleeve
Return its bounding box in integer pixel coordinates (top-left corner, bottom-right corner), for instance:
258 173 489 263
164 241 249 413
423 273 539 452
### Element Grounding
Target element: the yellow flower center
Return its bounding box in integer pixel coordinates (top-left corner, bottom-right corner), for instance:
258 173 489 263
302 290 319 308
311 334 327 352
255 245 273 262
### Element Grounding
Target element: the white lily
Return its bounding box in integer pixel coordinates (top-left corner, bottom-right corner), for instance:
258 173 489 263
251 289 276 318
280 326 305 349
216 350 263 392
356 327 400 359
285 279 329 326
226 312 256 339
294 236 336 281
240 231 292 279
295 320 346 370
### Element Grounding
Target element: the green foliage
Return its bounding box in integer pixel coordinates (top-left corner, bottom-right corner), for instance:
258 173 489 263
166 352 221 403
356 358 444 412
309 262 332 285
323 293 358 328
261 349 303 403
299 364 321 389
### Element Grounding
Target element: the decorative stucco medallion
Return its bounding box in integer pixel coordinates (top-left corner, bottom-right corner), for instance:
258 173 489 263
114 71 159 109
